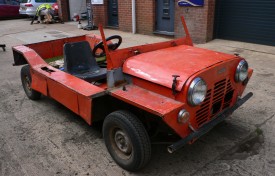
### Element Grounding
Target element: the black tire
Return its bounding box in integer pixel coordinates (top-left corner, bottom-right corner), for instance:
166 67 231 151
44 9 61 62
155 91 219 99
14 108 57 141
21 65 41 100
103 110 151 172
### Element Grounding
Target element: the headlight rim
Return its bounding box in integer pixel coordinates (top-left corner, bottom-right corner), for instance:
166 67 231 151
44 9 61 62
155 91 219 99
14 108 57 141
235 60 248 82
188 77 207 106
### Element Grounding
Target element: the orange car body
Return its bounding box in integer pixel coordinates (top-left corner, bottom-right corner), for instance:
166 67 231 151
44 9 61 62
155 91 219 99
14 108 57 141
12 17 253 153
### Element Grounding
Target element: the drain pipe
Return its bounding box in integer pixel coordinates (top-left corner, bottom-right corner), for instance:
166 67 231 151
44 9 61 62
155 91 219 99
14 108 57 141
132 0 136 34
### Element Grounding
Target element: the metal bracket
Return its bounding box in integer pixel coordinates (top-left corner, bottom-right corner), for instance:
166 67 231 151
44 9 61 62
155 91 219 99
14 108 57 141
172 75 180 95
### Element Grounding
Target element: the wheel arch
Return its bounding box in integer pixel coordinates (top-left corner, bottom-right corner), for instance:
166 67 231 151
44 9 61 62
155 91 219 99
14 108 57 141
91 94 170 135
13 49 28 66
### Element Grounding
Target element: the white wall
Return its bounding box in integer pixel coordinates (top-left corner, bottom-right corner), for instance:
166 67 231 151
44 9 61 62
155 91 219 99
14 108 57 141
69 0 87 20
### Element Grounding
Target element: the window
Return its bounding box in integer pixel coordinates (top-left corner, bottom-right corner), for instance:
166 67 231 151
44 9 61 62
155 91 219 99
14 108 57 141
10 0 20 5
4 0 20 5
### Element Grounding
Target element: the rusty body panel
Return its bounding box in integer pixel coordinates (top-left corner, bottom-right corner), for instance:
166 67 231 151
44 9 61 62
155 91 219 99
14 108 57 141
108 38 188 69
123 45 235 91
13 42 105 125
13 16 253 158
110 85 184 117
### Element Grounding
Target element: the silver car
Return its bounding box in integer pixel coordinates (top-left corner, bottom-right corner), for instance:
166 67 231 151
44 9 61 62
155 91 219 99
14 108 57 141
19 0 56 17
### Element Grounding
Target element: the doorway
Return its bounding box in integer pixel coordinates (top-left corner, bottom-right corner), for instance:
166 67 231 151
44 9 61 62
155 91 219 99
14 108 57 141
155 0 175 35
108 0 118 27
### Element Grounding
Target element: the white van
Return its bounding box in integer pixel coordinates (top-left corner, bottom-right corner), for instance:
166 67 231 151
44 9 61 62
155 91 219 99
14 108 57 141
19 0 56 17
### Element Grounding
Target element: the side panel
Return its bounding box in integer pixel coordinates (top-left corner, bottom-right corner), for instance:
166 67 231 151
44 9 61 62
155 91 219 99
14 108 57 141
28 63 104 125
110 84 188 138
111 85 184 117
13 35 102 66
26 36 86 60
78 94 92 125
163 108 190 138
27 41 55 60
47 79 79 115
52 40 65 57
31 70 48 96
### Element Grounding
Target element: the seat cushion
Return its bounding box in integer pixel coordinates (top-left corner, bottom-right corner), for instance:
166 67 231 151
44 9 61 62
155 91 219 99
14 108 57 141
63 41 107 82
73 68 107 82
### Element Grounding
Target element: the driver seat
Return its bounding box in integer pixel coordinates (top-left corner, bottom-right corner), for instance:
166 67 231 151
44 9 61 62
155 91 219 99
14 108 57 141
63 41 107 82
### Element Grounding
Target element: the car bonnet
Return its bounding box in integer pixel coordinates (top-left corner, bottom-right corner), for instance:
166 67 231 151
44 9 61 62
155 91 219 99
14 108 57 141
123 45 235 91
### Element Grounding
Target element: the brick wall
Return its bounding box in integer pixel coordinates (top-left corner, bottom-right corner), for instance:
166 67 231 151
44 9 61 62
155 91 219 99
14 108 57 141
57 0 69 22
85 0 215 43
92 0 108 26
206 0 215 41
175 0 215 43
136 0 155 35
92 0 136 28
91 0 155 34
118 0 132 32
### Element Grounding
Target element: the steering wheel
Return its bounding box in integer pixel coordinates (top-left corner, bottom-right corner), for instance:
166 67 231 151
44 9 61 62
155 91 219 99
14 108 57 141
92 35 122 58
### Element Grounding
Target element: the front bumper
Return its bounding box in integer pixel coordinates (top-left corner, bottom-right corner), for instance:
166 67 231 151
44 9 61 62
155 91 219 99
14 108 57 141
167 92 253 153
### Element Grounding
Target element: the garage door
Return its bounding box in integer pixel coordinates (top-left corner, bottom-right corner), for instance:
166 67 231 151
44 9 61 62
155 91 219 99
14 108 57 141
214 0 275 46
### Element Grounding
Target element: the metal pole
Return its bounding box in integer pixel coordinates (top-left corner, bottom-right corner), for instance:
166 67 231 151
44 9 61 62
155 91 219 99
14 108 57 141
132 0 136 34
83 0 97 30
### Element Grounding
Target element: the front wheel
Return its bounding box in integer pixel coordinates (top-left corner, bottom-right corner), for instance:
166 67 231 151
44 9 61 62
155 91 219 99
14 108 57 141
103 110 151 172
21 65 41 100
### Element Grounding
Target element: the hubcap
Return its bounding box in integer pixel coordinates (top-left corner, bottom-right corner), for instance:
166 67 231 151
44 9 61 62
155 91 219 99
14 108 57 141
24 76 32 92
114 130 132 154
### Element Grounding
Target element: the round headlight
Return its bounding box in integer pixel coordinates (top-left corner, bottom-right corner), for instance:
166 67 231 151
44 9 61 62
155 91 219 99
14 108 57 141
235 60 248 82
188 77 207 106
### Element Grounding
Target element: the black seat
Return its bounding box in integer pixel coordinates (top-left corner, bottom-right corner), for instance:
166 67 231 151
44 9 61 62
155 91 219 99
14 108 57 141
63 41 107 82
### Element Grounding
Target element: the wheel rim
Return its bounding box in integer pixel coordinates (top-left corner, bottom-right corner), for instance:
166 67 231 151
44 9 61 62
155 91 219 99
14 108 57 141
24 75 32 93
111 127 133 160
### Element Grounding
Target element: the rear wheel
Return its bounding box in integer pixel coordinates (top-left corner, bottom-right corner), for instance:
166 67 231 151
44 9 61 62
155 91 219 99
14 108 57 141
103 110 151 171
21 65 41 100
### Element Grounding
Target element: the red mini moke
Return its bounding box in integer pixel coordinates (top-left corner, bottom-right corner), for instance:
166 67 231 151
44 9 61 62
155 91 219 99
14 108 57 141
12 17 253 171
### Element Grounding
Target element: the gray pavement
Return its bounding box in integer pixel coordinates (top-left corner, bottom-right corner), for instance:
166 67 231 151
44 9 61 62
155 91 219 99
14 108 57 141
0 19 275 176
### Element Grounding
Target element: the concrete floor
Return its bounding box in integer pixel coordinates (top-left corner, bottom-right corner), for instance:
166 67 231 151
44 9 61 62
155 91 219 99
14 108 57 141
0 19 275 176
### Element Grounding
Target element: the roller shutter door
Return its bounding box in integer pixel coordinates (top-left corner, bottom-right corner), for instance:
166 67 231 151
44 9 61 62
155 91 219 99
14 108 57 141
214 0 275 46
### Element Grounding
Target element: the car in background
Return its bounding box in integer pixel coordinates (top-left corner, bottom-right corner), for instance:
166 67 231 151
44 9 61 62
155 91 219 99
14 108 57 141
0 0 21 19
51 2 58 16
19 0 56 17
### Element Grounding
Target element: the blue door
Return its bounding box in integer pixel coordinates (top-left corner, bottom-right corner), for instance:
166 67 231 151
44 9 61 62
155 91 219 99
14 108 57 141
108 0 118 27
155 0 175 35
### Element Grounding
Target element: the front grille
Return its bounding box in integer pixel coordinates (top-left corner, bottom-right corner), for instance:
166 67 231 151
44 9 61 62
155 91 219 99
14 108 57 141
211 79 226 117
195 90 211 127
223 79 234 109
195 79 234 128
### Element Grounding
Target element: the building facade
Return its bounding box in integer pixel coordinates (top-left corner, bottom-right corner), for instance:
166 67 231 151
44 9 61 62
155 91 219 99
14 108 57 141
91 0 216 44
58 0 275 46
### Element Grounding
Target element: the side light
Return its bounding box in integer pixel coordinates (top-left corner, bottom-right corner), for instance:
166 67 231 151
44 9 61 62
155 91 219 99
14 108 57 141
178 109 190 124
